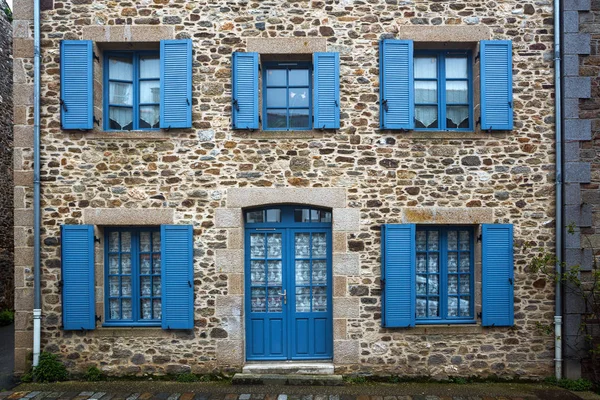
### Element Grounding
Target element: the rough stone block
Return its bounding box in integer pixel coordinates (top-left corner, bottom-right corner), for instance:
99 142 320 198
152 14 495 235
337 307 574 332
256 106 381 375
14 311 30 331
332 208 360 231
563 0 591 11
13 0 34 20
333 232 347 252
565 119 591 141
563 11 580 33
215 295 243 317
228 273 243 295
563 55 580 77
565 227 581 249
580 203 592 227
565 248 593 271
215 249 243 273
82 208 175 225
13 106 29 125
333 253 359 276
564 34 590 55
13 20 32 38
13 38 34 59
333 318 347 340
14 246 34 267
333 297 360 318
563 98 580 119
13 59 27 84
564 183 581 206
216 340 243 366
14 84 33 106
564 141 580 162
14 125 34 148
14 330 33 349
215 208 242 228
14 347 30 374
564 205 582 226
247 37 327 54
228 228 243 250
564 162 591 183
333 340 359 364
564 77 591 99
15 287 34 311
13 187 26 209
227 188 346 209
333 276 346 297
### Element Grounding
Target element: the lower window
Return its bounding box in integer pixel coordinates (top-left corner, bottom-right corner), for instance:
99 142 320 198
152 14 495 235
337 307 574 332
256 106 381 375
415 227 474 323
105 228 162 326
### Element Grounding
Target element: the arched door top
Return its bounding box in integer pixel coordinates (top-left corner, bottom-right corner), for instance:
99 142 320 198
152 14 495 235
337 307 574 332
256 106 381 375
245 205 332 228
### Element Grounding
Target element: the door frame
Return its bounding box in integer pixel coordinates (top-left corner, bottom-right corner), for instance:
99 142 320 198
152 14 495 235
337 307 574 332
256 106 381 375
243 205 333 361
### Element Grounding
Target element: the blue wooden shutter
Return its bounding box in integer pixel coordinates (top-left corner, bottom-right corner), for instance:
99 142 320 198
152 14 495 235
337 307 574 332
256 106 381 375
313 52 340 129
232 52 259 130
480 40 513 131
61 225 95 330
482 224 514 327
60 40 94 130
380 39 414 130
161 225 194 329
381 224 416 328
160 39 193 129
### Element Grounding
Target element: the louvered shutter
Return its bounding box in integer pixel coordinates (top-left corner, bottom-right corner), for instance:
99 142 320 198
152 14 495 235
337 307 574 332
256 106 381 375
381 224 416 328
482 224 514 327
232 52 259 130
480 40 513 131
60 40 94 130
313 52 340 129
160 39 193 129
61 225 96 330
161 225 194 330
380 39 414 130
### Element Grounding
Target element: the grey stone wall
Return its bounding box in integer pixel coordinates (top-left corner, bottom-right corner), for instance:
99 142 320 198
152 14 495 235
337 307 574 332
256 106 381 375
12 0 557 378
0 0 13 311
562 0 600 381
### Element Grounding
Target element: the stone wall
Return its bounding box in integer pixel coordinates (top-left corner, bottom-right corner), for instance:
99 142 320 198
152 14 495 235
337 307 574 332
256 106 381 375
13 0 557 378
563 0 600 381
0 0 13 311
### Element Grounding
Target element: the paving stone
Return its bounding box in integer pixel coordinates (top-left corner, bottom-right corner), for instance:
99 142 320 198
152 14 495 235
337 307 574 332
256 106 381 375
238 395 251 400
166 394 180 400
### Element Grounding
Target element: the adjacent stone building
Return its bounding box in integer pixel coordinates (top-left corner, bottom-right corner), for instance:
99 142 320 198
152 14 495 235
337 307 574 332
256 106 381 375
13 0 558 378
561 0 600 381
0 0 13 312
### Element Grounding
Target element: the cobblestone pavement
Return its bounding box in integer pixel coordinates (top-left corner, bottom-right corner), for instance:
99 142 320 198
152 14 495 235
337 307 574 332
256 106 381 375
0 389 589 400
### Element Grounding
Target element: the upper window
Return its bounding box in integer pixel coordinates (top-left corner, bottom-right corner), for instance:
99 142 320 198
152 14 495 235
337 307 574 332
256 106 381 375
263 63 312 131
414 51 472 131
105 228 162 326
104 51 161 131
415 227 474 323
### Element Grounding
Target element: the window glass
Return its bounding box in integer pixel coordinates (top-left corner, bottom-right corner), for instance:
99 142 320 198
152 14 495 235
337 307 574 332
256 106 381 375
140 56 160 79
414 57 437 78
108 57 133 80
263 64 312 131
266 69 286 86
445 57 468 79
267 88 287 108
289 69 309 86
416 228 473 323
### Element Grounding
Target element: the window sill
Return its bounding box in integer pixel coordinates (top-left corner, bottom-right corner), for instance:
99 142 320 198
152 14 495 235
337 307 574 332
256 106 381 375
89 326 170 338
406 324 483 335
232 129 333 140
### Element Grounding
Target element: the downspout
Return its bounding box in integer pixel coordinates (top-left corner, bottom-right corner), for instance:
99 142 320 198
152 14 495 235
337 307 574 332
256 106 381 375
32 0 42 367
553 0 563 381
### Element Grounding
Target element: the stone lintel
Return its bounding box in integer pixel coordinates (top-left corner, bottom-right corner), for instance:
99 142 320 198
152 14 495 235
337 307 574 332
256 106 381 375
227 188 346 209
82 208 175 225
401 207 494 224
332 208 360 231
215 249 243 273
333 253 359 276
82 25 176 42
396 25 491 42
247 37 327 54
215 208 243 228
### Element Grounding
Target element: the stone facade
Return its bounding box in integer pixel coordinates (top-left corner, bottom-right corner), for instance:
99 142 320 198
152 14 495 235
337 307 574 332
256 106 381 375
561 0 600 381
0 0 13 311
13 0 558 379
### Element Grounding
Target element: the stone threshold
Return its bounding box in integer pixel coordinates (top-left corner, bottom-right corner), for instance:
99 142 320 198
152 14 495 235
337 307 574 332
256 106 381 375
232 373 344 386
242 361 335 375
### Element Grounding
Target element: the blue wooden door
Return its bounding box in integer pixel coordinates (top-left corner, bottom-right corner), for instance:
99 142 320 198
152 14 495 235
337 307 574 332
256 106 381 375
245 207 333 361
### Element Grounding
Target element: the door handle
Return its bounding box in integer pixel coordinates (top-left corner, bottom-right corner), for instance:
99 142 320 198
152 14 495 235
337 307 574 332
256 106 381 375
278 289 287 305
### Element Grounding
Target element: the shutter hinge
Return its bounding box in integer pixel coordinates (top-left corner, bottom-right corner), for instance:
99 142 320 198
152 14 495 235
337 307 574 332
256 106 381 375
95 315 102 323
508 278 513 285
232 99 239 111
60 99 68 112
186 98 190 106
58 280 63 288
93 117 100 127
381 99 388 112
93 52 100 63
475 52 480 62
94 236 101 244
476 234 482 243
476 117 481 127
477 312 482 319
258 115 262 124
188 280 192 288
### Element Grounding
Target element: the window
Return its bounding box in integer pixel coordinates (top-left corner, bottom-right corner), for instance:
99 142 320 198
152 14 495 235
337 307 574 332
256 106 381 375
231 52 340 131
104 52 160 131
379 39 513 132
105 228 162 326
263 63 312 131
415 227 474 323
380 223 514 328
414 51 472 131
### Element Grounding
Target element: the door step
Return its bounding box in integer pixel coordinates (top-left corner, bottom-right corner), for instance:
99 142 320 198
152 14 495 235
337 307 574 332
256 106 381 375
232 373 344 386
242 362 335 375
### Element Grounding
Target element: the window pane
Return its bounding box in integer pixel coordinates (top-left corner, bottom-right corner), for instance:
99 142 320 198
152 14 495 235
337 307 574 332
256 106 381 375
417 254 427 273
247 210 264 224
109 299 120 319
460 274 470 294
251 260 266 285
140 56 160 79
446 81 468 104
108 56 133 81
415 106 438 129
290 109 310 129
251 288 266 312
446 105 469 128
459 231 470 250
428 253 439 273
416 297 427 318
268 287 283 312
109 276 120 296
152 254 161 274
152 278 161 296
109 82 133 106
266 69 286 86
448 252 458 273
141 299 152 320
121 254 132 274
459 296 471 317
296 287 311 312
289 89 309 108
416 231 426 251
296 260 310 285
448 297 458 317
416 274 427 295
427 231 439 251
140 80 160 104
121 232 131 252
122 299 132 319
428 297 439 317
266 109 287 129
140 254 151 274
109 107 133 130
153 299 162 319
109 232 119 252
446 57 468 79
139 105 160 129
312 233 327 258
415 81 437 104
428 275 439 295
268 260 282 285
121 276 132 297
295 209 311 223
140 232 151 253
267 88 287 107
414 57 437 79
267 233 282 258
265 209 281 223
141 276 152 296
312 286 327 312
320 211 332 223
152 232 161 252
109 254 119 275
312 260 327 284
448 275 458 295
448 231 458 251
289 69 309 86
295 233 310 258
250 234 266 259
